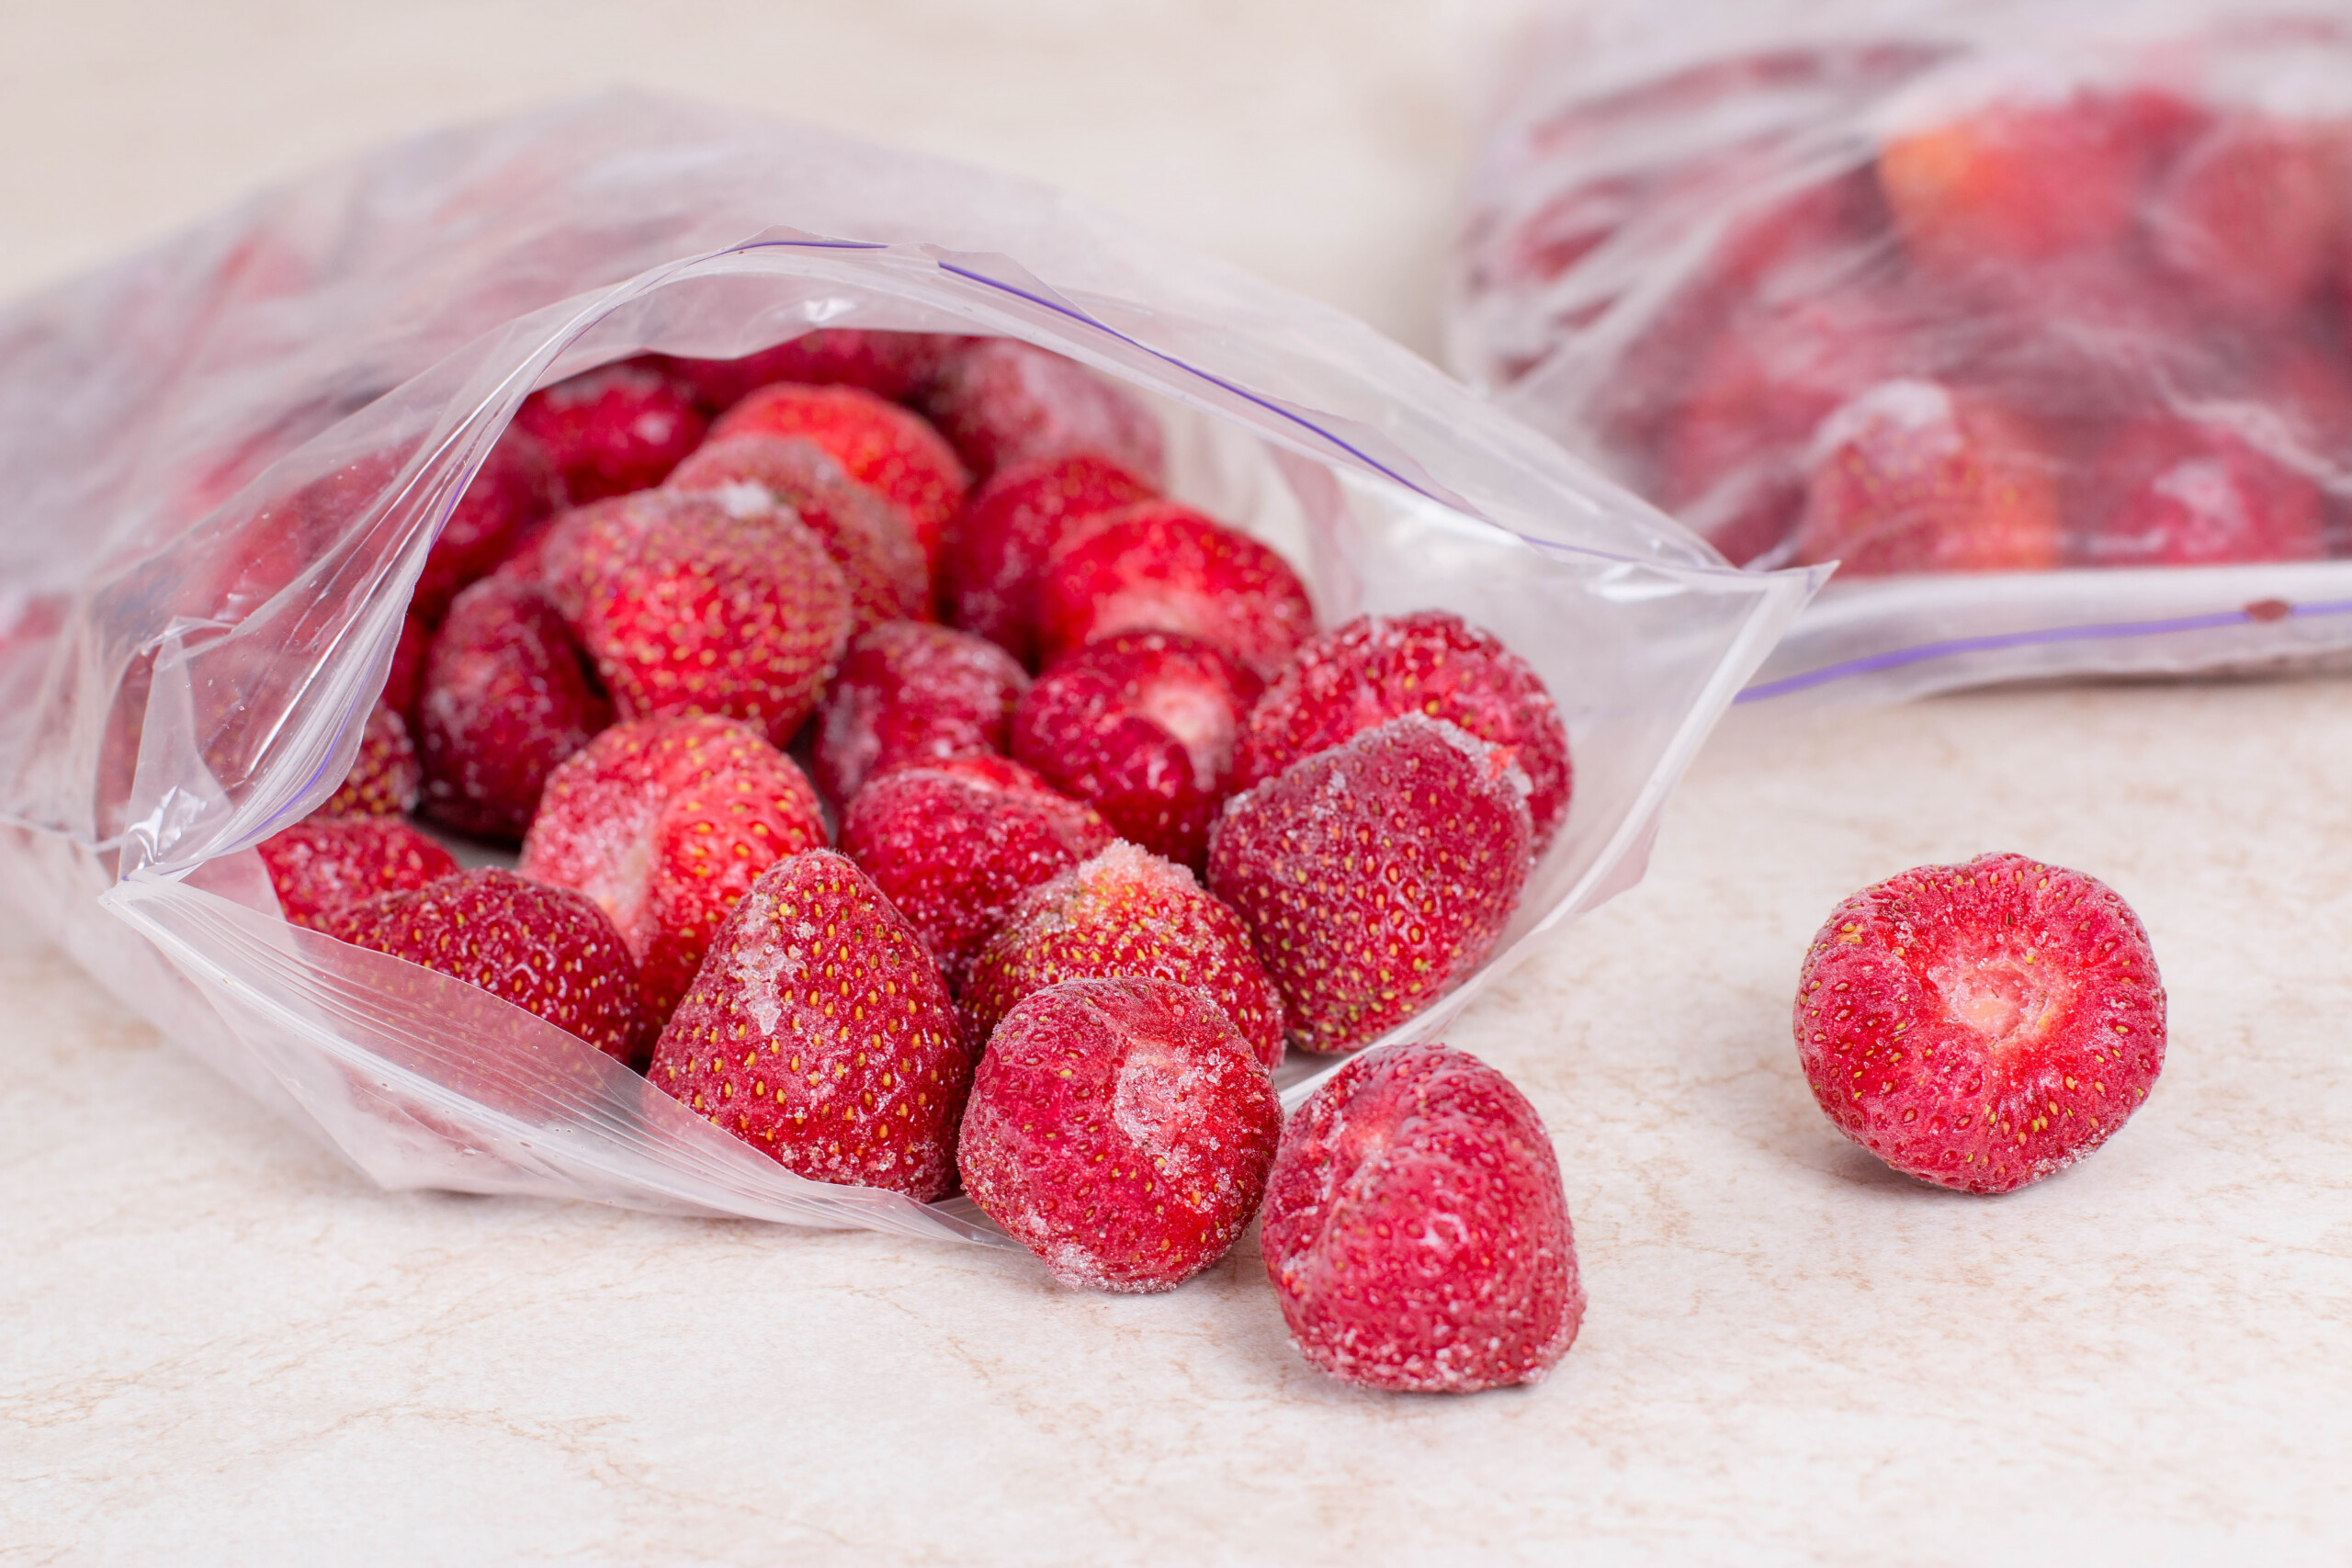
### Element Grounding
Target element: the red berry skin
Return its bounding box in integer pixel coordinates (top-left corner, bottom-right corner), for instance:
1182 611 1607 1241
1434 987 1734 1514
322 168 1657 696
665 434 930 634
1209 715 1532 1055
2085 416 2324 568
411 426 566 625
942 453 1157 667
647 850 970 1201
957 976 1282 1293
660 329 966 410
962 841 1285 1069
384 611 430 719
1795 852 2166 1194
1794 380 2064 575
2147 113 2344 325
514 357 708 502
810 621 1030 807
257 816 458 931
710 383 970 572
1263 1040 1584 1393
840 757 1116 989
920 339 1166 484
540 490 852 747
319 702 422 818
338 868 645 1066
519 716 830 1030
417 575 614 841
1232 611 1572 858
1011 630 1261 874
1034 501 1317 682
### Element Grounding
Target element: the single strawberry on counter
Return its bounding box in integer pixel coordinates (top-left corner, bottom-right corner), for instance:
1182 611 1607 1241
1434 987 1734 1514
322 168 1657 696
941 452 1157 667
258 815 458 931
1034 501 1317 681
1263 1040 1584 1393
1010 630 1261 874
1232 610 1573 856
919 338 1166 484
410 425 566 625
840 754 1116 989
1209 714 1532 1055
710 382 970 571
318 702 422 818
809 621 1030 807
957 976 1282 1292
514 356 708 502
961 841 1286 1069
519 715 829 1029
1795 852 2165 1193
648 849 969 1201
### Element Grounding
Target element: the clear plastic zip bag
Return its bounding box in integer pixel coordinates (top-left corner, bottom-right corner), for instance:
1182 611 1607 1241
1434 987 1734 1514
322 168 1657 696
1450 0 2352 705
0 91 1811 1239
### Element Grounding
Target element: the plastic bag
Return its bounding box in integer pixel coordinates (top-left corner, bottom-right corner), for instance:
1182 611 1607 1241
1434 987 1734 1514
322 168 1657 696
1449 0 2352 705
0 90 1811 1242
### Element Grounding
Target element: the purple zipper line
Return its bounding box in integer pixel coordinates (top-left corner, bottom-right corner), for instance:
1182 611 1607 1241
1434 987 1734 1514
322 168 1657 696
1737 595 2352 703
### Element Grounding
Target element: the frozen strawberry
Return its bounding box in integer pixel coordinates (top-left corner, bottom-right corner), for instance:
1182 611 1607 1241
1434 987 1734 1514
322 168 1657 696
941 453 1157 666
410 425 566 624
1232 611 1572 856
2148 113 2344 323
661 329 965 409
514 357 707 502
1795 852 2165 1194
840 755 1116 988
664 434 929 632
1263 1040 1584 1393
809 621 1029 807
339 868 644 1065
417 575 613 840
539 490 851 746
957 976 1281 1292
319 702 421 818
710 383 969 570
1794 379 2063 574
257 815 458 931
2086 416 2324 567
1209 715 1532 1055
1009 631 1261 873
384 611 430 718
519 716 829 1028
962 841 1285 1069
1034 502 1317 681
920 338 1166 483
648 850 969 1200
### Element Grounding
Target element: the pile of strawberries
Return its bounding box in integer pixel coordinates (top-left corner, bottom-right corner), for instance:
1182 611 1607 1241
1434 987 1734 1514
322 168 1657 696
1464 46 2352 574
252 328 1584 1393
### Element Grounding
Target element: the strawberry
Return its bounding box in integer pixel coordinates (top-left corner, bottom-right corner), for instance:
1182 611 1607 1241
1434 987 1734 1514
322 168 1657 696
956 976 1281 1292
1795 852 2165 1193
519 715 829 1029
384 611 430 718
664 433 930 633
1208 715 1532 1055
919 338 1165 483
1009 630 1261 874
1794 379 2063 574
647 850 969 1201
962 841 1286 1069
539 490 851 746
840 755 1115 988
1262 1040 1584 1393
2147 112 2344 324
411 425 566 624
513 356 707 502
809 621 1029 807
257 815 458 931
660 329 966 410
941 453 1157 667
417 575 613 840
338 868 644 1066
319 701 421 818
1034 501 1317 681
709 383 969 571
2085 415 2324 567
1231 611 1573 857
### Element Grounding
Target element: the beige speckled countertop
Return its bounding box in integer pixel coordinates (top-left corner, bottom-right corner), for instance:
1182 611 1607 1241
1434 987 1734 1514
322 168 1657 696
4 5 2349 1563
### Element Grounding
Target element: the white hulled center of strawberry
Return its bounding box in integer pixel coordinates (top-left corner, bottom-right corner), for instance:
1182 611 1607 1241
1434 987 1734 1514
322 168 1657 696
1929 952 2070 1051
1136 677 1236 791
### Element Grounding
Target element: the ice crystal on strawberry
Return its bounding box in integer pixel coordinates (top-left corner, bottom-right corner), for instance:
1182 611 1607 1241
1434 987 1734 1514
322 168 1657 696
258 815 458 931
